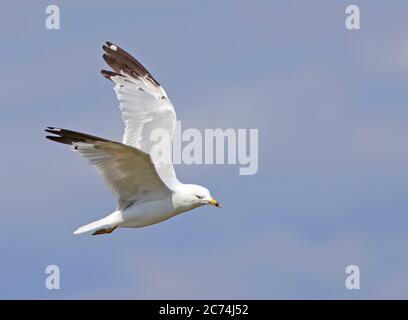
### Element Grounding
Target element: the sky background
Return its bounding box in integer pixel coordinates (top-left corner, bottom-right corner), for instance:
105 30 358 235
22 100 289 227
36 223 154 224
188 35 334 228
1 0 408 299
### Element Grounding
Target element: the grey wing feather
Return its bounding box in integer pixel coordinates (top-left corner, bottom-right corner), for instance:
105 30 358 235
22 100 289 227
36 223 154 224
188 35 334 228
45 127 170 208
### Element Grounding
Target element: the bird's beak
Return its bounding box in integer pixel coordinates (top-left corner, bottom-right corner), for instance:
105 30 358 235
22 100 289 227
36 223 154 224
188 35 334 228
209 198 221 208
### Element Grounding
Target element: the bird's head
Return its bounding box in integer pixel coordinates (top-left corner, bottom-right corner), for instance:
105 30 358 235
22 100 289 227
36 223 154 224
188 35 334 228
178 184 220 209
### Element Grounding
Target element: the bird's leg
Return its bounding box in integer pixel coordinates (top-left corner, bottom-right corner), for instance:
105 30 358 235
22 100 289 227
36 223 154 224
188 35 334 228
92 226 117 236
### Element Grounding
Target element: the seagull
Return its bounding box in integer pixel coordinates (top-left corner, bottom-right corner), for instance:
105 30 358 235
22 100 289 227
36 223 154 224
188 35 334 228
46 41 220 235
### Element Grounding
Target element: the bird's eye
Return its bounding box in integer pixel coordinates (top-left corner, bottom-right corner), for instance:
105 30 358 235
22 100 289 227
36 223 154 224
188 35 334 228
195 195 204 199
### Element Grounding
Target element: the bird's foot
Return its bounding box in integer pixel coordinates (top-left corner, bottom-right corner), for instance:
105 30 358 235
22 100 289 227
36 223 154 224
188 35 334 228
92 226 117 235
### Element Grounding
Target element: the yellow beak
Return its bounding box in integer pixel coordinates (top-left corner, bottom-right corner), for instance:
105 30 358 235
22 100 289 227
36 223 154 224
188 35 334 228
210 198 221 208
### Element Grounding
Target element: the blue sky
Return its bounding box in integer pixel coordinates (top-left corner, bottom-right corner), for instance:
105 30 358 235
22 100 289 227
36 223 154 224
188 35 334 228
1 0 408 299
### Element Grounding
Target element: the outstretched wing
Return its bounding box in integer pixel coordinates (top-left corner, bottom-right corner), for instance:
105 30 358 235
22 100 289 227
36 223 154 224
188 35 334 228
45 127 170 209
101 41 180 189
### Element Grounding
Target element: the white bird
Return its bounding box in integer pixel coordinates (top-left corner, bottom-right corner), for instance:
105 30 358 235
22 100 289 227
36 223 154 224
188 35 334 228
46 41 220 235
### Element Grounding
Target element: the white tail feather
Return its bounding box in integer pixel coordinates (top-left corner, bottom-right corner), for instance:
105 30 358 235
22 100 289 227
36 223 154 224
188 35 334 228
73 211 120 235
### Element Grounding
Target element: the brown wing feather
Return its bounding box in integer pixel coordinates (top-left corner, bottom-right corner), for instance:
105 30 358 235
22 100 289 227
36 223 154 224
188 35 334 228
101 41 160 87
45 127 110 145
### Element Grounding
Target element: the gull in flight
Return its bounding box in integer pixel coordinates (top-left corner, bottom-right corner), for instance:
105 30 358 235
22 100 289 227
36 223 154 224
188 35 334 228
46 42 220 235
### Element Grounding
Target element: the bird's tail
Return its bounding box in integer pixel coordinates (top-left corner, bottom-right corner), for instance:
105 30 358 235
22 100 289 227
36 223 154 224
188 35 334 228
73 211 121 235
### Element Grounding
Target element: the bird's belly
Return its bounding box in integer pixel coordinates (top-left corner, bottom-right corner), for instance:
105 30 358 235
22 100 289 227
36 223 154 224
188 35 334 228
119 198 181 228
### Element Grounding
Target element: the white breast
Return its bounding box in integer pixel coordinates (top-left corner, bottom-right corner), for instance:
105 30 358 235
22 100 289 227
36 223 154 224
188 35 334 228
119 196 180 228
